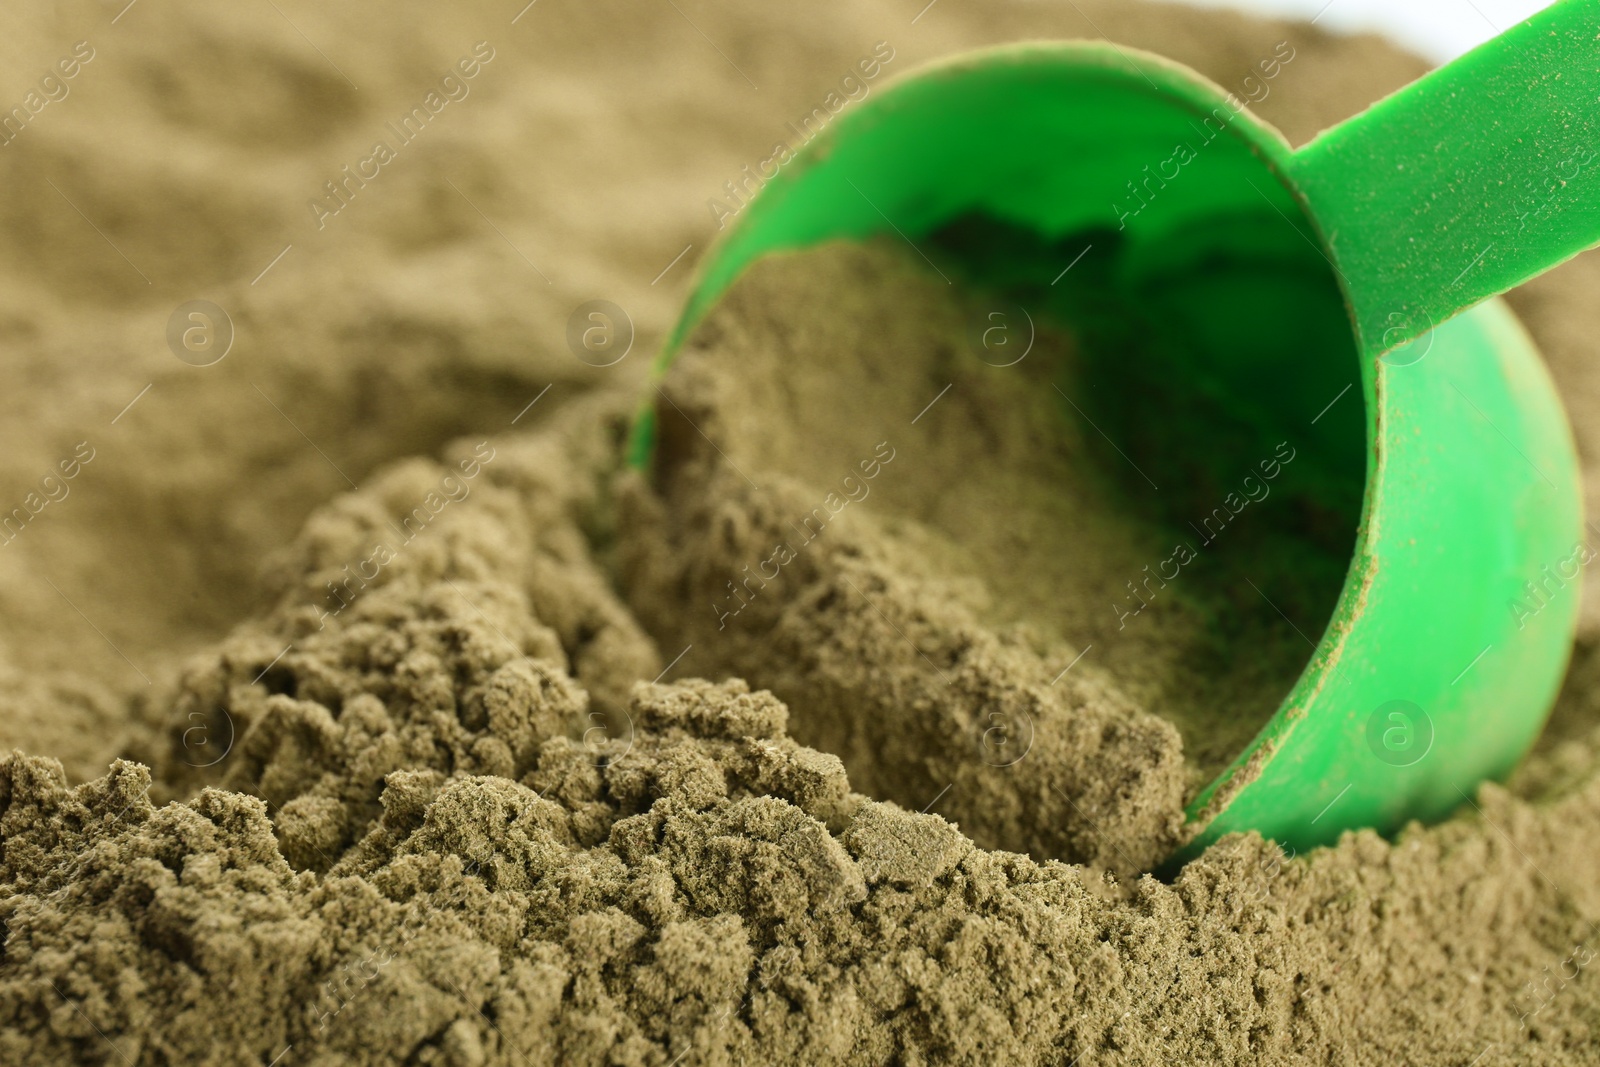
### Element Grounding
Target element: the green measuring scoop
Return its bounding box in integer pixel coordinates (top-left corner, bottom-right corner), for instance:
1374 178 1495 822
629 0 1598 864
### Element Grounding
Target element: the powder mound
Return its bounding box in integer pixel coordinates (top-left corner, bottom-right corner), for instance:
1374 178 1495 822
0 756 317 1061
0 670 1111 1065
6 402 1600 1064
620 242 1196 874
214 579 587 872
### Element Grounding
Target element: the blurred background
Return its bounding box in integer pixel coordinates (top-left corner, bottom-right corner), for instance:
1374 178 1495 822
1189 0 1548 60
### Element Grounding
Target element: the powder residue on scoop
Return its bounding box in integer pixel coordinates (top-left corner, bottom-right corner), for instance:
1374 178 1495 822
624 238 1353 871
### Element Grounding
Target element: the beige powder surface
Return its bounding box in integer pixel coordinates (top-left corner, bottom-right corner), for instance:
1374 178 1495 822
4 0 1600 1065
625 237 1358 872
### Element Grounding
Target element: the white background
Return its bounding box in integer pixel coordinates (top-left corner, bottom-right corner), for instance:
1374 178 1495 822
1177 0 1552 61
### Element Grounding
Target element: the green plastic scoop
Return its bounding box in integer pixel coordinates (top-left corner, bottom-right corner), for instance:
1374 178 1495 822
629 0 1597 864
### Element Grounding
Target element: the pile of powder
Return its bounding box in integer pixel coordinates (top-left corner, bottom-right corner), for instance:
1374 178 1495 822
5 0 1600 1064
622 237 1356 873
0 399 1596 1064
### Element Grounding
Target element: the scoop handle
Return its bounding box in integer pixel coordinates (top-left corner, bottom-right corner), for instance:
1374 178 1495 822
1289 0 1600 355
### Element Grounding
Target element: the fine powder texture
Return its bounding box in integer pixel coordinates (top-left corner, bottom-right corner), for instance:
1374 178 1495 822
6 0 1600 1065
624 237 1357 874
4 399 1600 1066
